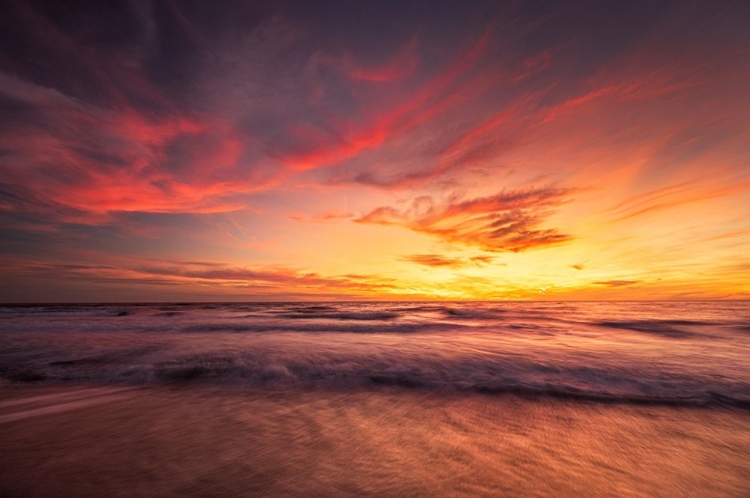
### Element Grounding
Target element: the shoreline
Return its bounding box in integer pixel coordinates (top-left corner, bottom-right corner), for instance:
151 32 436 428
2 378 749 411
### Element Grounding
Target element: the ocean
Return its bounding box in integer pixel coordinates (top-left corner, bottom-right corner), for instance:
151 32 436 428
1 301 749 496
2 301 749 406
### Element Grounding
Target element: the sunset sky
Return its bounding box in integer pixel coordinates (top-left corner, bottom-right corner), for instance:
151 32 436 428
1 0 749 301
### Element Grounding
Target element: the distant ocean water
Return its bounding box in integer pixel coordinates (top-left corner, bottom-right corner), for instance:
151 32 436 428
1 301 749 408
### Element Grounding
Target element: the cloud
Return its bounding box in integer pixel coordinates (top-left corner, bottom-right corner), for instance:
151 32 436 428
290 210 355 223
0 4 319 226
356 186 574 252
355 206 407 225
139 263 401 295
606 180 750 222
275 28 496 173
0 65 280 223
470 255 495 264
593 280 640 287
407 254 460 267
0 5 516 227
402 254 495 268
1 258 400 297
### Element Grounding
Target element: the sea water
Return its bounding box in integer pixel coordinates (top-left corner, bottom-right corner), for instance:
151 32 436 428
1 301 749 407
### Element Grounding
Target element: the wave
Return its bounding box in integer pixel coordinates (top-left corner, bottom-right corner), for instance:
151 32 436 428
153 311 183 317
6 360 748 410
593 320 701 338
287 305 339 313
465 385 750 409
180 322 466 333
279 312 400 321
441 307 506 319
3 345 749 410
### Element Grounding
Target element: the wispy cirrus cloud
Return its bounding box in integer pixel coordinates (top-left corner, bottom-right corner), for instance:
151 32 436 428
275 28 497 174
605 180 750 222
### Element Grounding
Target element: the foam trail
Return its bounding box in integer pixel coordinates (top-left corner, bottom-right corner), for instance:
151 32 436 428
0 388 137 424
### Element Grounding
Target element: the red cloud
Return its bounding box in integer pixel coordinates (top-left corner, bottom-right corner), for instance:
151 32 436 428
0 87 281 221
277 29 495 172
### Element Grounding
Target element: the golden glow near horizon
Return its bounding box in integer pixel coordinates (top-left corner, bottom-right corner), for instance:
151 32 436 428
0 2 749 301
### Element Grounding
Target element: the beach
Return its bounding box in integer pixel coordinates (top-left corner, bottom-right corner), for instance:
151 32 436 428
2 384 750 497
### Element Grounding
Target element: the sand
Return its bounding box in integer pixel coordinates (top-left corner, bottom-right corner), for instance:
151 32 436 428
1 385 750 497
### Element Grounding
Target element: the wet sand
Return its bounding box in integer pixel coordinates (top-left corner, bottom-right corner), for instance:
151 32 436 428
1 385 749 497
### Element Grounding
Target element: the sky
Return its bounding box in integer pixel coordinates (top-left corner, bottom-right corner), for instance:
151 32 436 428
0 0 749 302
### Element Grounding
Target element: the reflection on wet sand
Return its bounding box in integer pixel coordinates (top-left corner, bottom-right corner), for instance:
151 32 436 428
2 386 749 497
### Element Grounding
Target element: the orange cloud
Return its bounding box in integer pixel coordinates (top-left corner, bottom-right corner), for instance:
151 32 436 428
402 254 495 268
356 187 574 252
594 280 640 287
